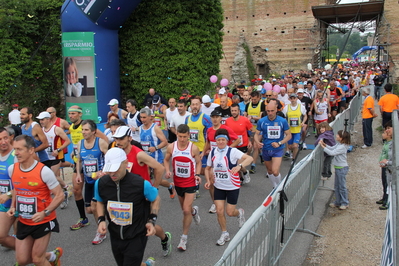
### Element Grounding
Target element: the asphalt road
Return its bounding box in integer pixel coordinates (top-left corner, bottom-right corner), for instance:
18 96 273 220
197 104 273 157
1 145 314 266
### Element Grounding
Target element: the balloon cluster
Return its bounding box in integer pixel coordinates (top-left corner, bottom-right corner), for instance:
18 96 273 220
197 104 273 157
263 83 280 93
209 75 229 87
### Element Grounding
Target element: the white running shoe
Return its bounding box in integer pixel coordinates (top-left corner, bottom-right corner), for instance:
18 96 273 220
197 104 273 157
243 171 251 184
92 232 106 245
145 257 155 266
216 232 230 246
302 143 307 150
209 204 216 214
60 191 68 209
192 206 200 225
177 237 187 251
237 208 245 228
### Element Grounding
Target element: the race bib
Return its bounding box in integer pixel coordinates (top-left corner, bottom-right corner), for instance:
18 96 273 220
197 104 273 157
73 144 78 157
154 118 161 127
0 180 11 193
214 170 228 180
174 161 191 178
267 126 281 139
141 141 150 152
238 135 243 146
221 117 227 125
84 159 98 175
107 201 133 226
127 162 133 172
210 141 217 150
330 95 335 102
189 129 199 142
47 142 53 155
289 117 299 127
17 196 37 219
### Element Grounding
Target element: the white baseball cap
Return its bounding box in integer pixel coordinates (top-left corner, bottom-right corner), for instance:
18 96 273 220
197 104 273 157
107 99 119 106
112 126 132 138
219 88 226 94
103 148 127 172
36 112 51 119
202 95 211 103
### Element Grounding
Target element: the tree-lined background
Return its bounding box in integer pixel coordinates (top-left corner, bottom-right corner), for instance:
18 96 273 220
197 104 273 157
0 0 223 125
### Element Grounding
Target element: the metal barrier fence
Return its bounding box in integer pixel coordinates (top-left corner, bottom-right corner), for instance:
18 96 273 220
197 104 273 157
380 110 398 266
215 88 364 266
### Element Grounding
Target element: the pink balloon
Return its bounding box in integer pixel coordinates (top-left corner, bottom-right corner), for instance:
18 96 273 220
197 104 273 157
273 85 281 93
220 78 229 87
210 75 218 83
263 83 273 91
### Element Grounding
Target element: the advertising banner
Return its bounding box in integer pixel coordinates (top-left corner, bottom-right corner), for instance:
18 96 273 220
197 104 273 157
62 32 98 122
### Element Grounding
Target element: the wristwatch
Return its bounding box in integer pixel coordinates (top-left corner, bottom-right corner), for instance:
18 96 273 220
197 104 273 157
6 191 12 198
44 210 51 217
56 148 61 152
278 141 282 146
238 164 243 169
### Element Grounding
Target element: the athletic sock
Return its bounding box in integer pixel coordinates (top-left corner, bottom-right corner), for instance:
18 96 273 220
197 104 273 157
48 251 56 262
181 234 187 240
75 199 86 219
162 233 169 243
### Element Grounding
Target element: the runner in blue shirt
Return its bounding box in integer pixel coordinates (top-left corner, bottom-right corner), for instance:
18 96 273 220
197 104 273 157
254 101 291 188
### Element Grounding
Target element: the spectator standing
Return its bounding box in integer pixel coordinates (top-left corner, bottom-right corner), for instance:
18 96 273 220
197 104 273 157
361 87 378 148
378 83 399 127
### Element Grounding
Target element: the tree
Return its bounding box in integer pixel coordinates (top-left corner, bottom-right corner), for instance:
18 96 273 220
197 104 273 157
0 0 63 124
119 0 224 106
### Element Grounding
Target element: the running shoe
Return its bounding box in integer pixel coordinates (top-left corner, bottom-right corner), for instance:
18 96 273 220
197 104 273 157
283 151 290 158
60 191 68 209
209 204 216 213
50 247 63 266
177 236 187 251
302 143 307 150
237 208 245 228
379 204 388 210
161 232 172 257
145 257 156 266
249 165 256 174
243 171 251 184
168 183 176 199
376 199 384 205
92 232 107 245
192 206 200 225
216 232 230 246
195 190 200 199
70 217 89 230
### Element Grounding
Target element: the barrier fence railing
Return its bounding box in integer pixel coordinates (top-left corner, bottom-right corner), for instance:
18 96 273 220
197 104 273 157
215 88 364 266
380 110 398 266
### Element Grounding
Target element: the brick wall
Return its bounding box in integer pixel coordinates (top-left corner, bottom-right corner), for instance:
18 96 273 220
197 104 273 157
220 0 331 79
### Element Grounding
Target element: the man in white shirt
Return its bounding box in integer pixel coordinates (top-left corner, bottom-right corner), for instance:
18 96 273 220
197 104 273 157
170 99 191 136
8 104 21 125
200 95 219 116
165 98 178 143
278 87 290 106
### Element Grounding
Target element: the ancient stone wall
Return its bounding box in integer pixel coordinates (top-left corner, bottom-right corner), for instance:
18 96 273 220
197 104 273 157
220 0 332 80
378 0 399 83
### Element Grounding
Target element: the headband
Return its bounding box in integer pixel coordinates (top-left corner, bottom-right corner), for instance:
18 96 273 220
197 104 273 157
215 134 229 140
68 107 82 113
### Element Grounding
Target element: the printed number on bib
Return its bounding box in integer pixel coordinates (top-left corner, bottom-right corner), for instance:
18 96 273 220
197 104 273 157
289 118 299 127
190 129 199 142
0 180 11 193
107 201 133 226
215 171 228 179
154 118 161 127
141 141 150 152
17 196 37 219
46 143 53 154
267 126 281 139
238 135 243 146
84 159 98 175
174 161 191 178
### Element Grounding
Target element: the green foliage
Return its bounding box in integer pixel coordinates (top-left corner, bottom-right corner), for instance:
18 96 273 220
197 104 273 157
327 31 368 56
0 0 63 124
241 43 256 80
119 0 224 106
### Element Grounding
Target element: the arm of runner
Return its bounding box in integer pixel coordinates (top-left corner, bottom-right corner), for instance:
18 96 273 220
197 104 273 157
254 129 263 148
52 127 71 157
75 140 83 184
148 125 167 154
33 124 49 152
96 200 107 235
163 144 173 179
232 153 253 175
61 119 71 131
193 144 202 185
137 151 164 188
204 165 212 190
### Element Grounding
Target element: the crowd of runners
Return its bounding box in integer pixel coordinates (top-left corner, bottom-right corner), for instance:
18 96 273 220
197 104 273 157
0 61 393 266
